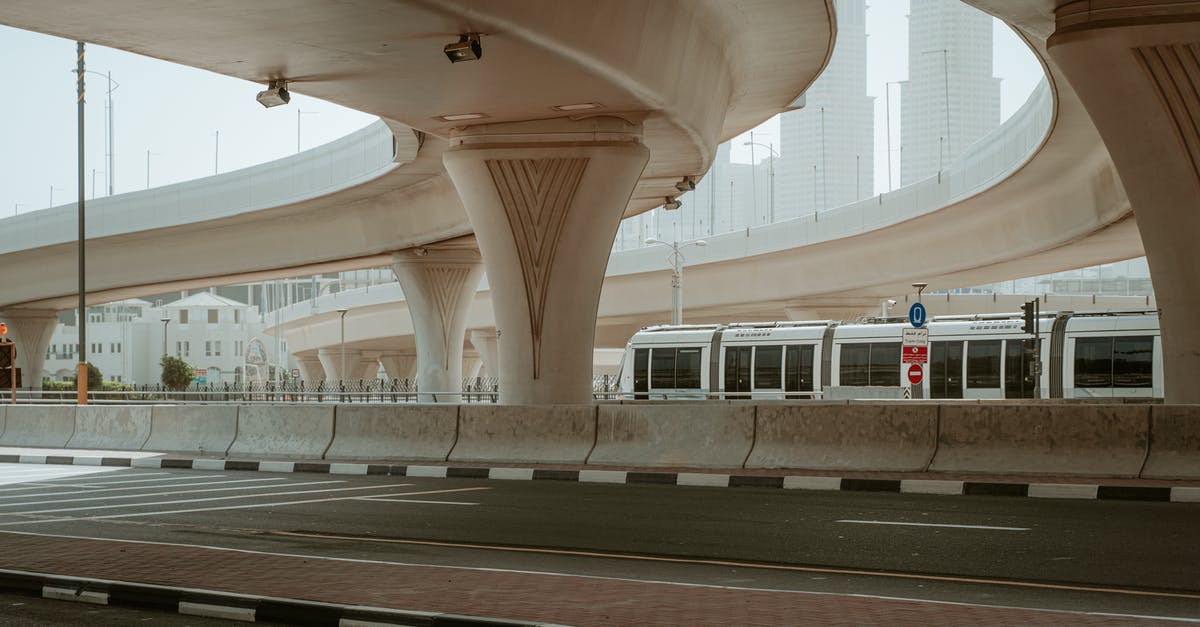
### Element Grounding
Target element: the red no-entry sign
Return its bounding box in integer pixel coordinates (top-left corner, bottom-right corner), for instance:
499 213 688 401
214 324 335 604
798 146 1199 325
907 364 923 385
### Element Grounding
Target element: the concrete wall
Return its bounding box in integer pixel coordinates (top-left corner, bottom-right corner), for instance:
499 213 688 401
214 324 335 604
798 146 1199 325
449 405 597 464
0 402 1191 481
67 406 153 450
746 403 937 472
0 406 75 447
929 404 1150 477
326 405 457 461
590 403 754 468
143 405 238 456
1141 405 1200 480
227 405 334 460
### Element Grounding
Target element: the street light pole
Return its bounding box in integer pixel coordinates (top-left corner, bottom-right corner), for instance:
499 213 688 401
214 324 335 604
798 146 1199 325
49 185 64 209
645 237 707 325
76 41 89 406
744 141 779 223
337 308 348 384
885 81 902 191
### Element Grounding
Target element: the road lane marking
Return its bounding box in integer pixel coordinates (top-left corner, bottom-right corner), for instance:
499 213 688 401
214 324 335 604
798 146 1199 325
0 481 392 519
357 498 479 506
0 482 492 521
836 519 1030 531
0 478 326 507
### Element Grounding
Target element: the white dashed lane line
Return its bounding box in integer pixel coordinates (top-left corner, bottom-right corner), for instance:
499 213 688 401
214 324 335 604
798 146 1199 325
836 519 1031 532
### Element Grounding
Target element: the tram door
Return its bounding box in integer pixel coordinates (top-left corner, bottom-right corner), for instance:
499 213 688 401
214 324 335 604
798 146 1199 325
633 349 649 400
929 341 964 399
724 346 752 399
1004 339 1037 399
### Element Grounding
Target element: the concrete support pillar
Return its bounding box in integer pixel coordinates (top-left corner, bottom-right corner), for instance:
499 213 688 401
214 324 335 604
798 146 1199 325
356 351 382 381
463 350 483 381
469 329 499 379
318 347 360 382
391 247 484 402
379 351 417 381
1 309 58 390
1048 6 1200 402
444 117 649 404
296 354 326 385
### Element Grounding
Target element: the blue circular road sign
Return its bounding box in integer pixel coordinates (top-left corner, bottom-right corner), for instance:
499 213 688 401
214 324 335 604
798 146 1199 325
908 302 927 328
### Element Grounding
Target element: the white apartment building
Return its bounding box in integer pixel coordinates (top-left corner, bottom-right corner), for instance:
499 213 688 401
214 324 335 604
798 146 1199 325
44 292 282 386
900 0 1001 185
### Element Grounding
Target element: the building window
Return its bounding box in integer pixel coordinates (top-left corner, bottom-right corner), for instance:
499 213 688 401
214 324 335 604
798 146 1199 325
176 341 190 358
179 309 189 324
214 341 222 357
234 310 241 324
205 341 213 357
208 309 218 324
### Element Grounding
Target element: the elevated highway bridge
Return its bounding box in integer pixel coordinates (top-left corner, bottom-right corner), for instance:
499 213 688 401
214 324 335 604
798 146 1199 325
0 0 1194 402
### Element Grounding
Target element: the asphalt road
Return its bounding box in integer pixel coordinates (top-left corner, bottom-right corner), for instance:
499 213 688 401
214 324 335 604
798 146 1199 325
0 462 1196 622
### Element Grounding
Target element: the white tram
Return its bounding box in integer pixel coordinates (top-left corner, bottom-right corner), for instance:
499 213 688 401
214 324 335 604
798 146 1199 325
617 310 1161 400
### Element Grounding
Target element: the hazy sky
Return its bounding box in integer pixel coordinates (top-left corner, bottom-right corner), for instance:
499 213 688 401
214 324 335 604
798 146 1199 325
0 2 1043 218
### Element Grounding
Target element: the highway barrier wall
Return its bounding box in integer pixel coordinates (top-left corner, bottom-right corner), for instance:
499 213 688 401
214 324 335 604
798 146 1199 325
449 405 597 465
1141 404 1200 480
227 405 334 460
0 403 1195 480
143 405 238 456
589 403 754 468
67 406 153 450
929 403 1150 477
0 406 75 448
326 405 458 461
745 402 938 472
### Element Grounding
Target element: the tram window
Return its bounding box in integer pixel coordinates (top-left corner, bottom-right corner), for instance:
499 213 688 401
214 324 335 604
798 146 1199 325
1113 336 1153 388
676 348 703 389
1005 340 1035 399
754 345 782 388
869 343 901 387
967 340 1002 388
840 344 870 386
650 348 677 388
1074 337 1113 388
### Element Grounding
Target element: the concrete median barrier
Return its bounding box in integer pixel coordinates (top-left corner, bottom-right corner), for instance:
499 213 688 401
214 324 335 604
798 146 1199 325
0 406 76 448
326 405 458 461
449 405 596 465
228 405 334 460
589 404 754 468
1141 405 1200 480
745 403 938 472
67 406 152 450
143 406 238 456
929 404 1149 477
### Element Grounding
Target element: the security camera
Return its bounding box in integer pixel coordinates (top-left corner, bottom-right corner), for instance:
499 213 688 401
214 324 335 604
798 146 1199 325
886 299 897 307
255 79 290 108
662 196 682 210
675 176 696 193
445 33 482 63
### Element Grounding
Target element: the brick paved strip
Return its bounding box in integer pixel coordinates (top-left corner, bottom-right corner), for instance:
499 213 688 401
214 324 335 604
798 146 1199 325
0 533 1187 626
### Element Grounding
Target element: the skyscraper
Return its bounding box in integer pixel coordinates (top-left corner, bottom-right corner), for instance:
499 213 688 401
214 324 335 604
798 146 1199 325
777 0 874 217
900 0 1001 185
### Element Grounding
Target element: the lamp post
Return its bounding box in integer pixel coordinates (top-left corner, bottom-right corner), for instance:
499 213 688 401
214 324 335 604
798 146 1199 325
885 81 902 191
13 203 26 217
74 70 118 195
645 237 707 325
337 308 348 385
743 141 778 223
49 186 64 209
922 49 951 171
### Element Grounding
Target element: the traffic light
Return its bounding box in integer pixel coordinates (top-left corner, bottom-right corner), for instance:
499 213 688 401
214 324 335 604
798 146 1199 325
1021 300 1036 334
0 368 20 388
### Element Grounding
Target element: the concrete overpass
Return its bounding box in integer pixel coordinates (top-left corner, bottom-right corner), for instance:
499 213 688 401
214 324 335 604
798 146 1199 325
0 1 1195 402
